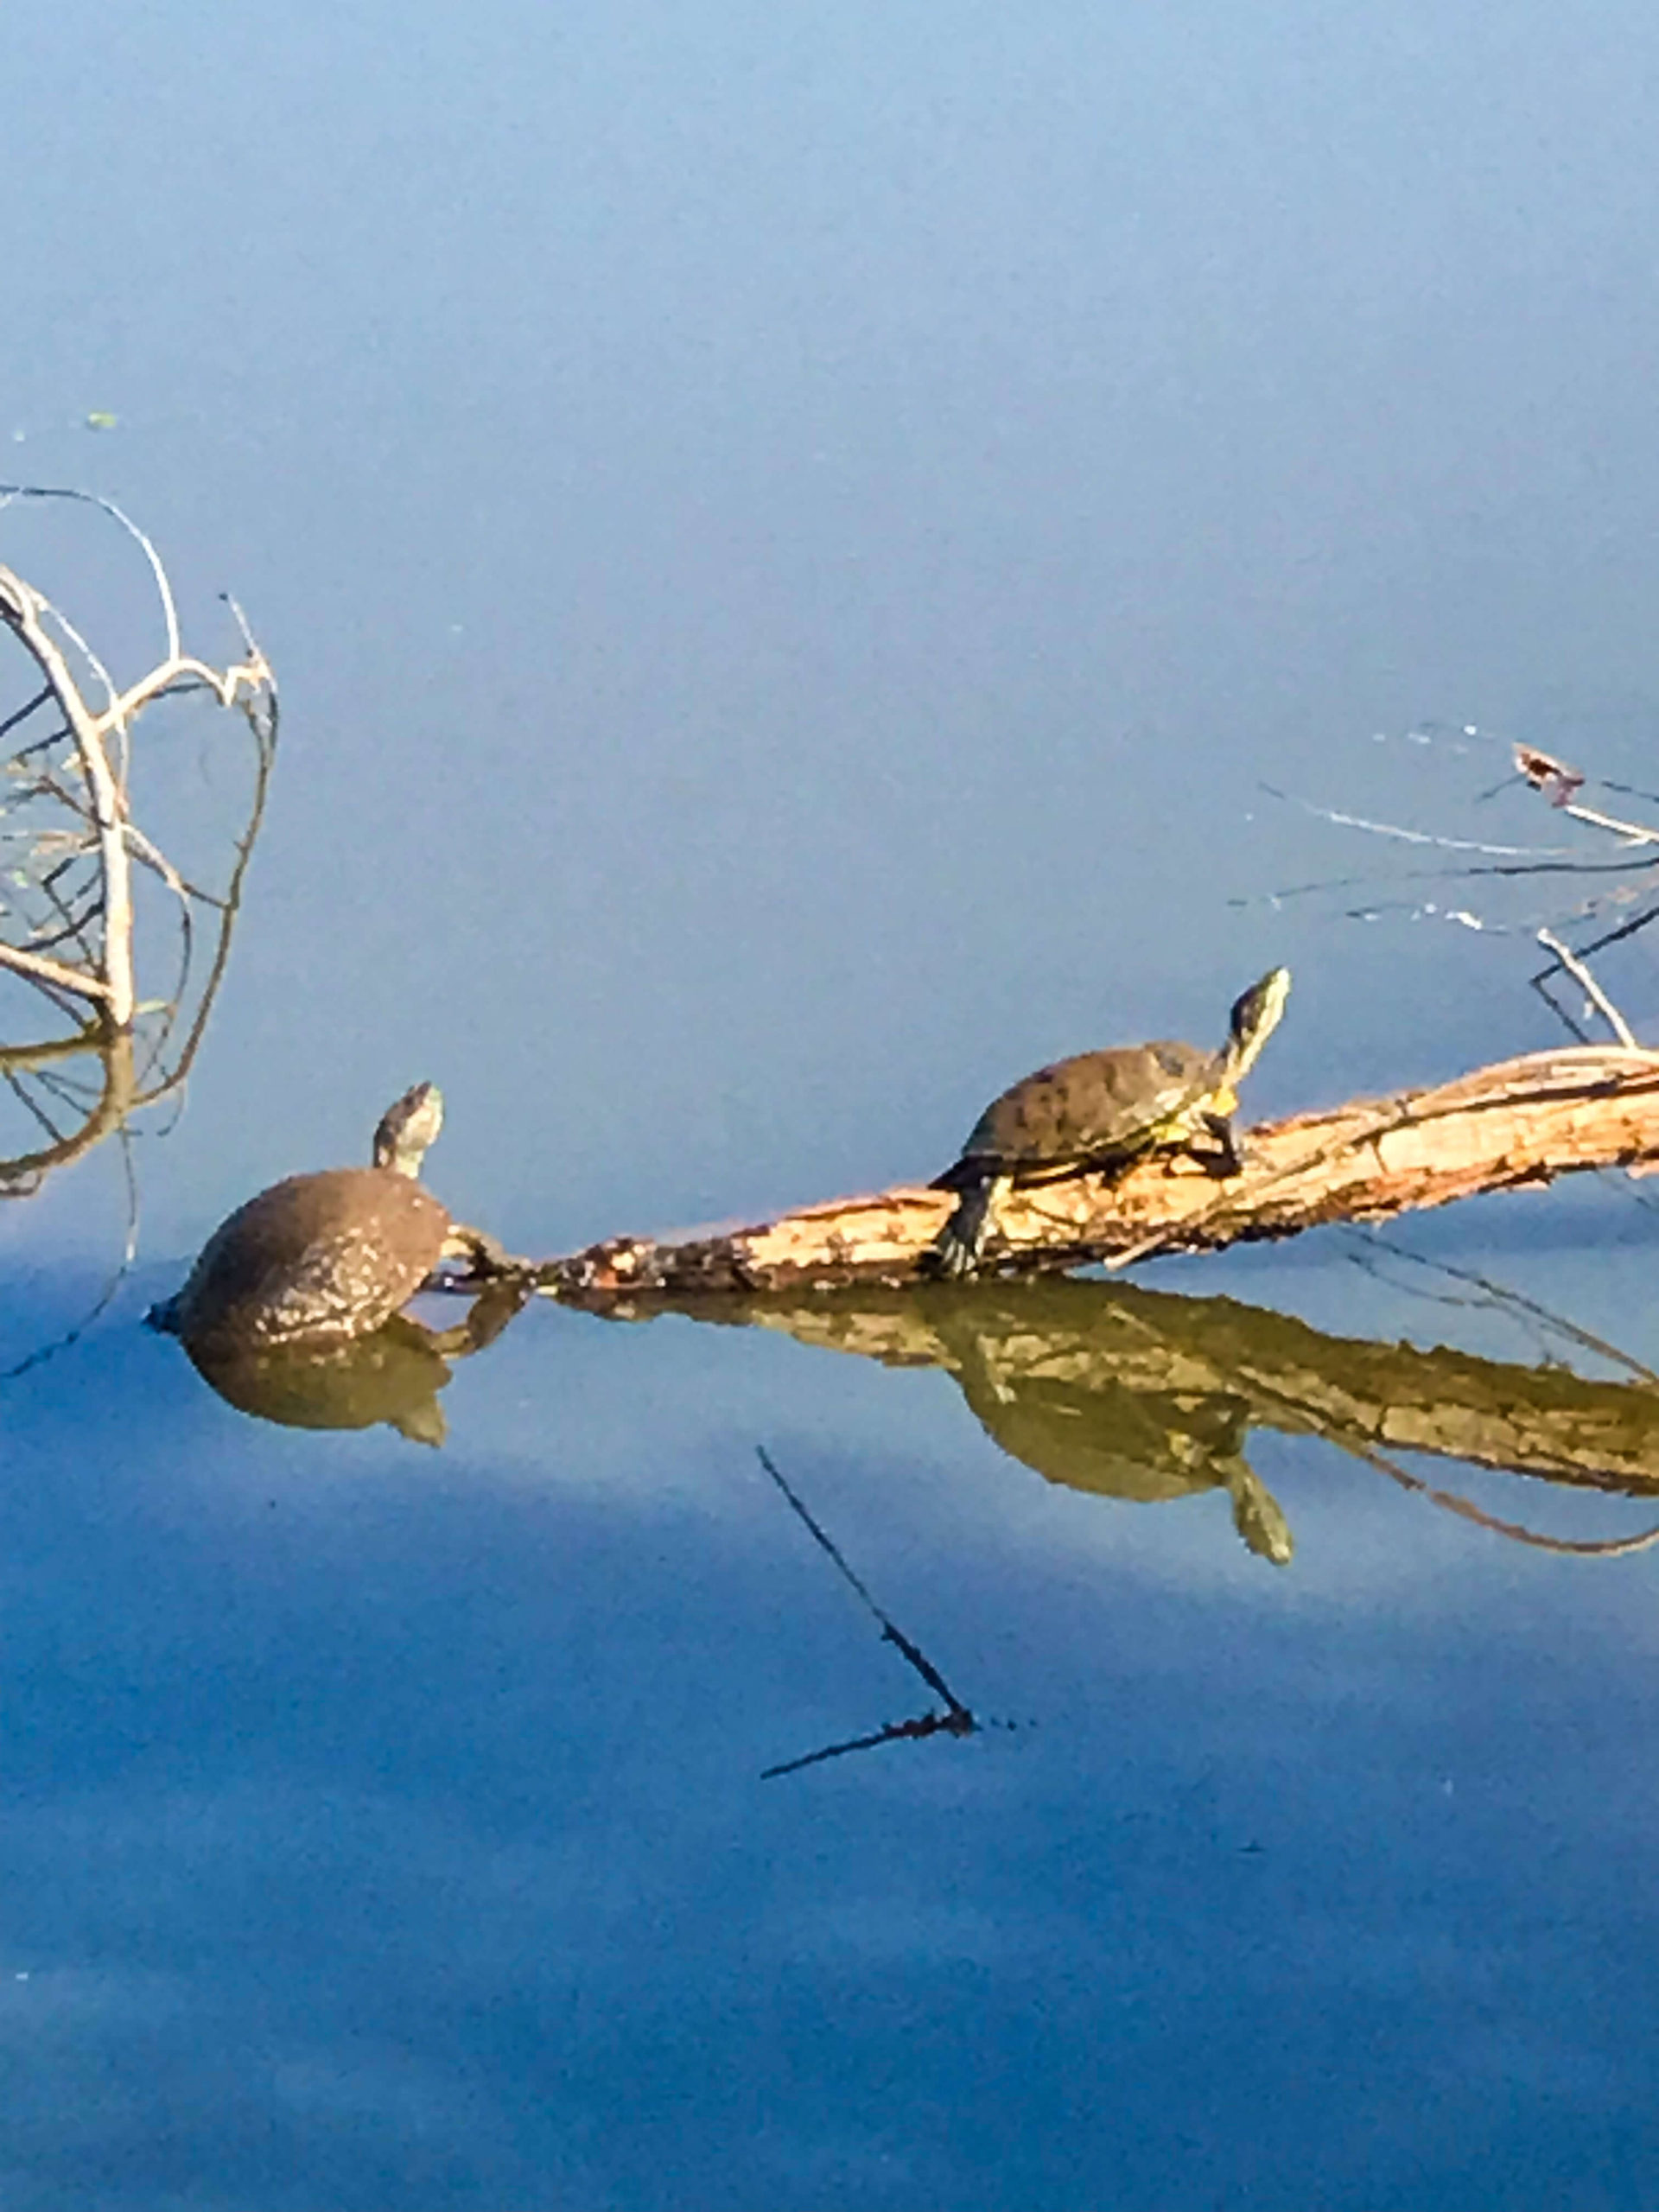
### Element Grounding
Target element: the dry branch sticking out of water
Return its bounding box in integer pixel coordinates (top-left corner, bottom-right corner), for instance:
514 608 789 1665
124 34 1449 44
531 1046 1659 1302
0 486 274 1038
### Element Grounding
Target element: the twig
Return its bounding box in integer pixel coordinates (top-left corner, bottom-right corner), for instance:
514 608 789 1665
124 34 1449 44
0 565 134 1021
1343 1226 1659 1385
1260 781 1569 860
754 1444 976 1777
1557 800 1659 849
0 495 276 1078
1535 927 1637 1048
0 941 114 999
1334 1427 1659 1557
761 1707 975 1781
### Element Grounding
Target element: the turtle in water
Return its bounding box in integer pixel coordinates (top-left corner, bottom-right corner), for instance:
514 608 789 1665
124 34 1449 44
929 967 1291 1279
148 1081 512 1354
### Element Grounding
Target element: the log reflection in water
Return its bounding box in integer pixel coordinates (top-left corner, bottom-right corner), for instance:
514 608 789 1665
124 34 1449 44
664 1277 1659 1563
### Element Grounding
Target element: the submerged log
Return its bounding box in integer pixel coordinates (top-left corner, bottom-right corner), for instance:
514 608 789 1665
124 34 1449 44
534 1046 1659 1303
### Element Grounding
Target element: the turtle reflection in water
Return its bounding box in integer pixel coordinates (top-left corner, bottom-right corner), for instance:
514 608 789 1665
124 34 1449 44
149 1081 516 1357
181 1285 530 1447
931 967 1291 1279
942 1305 1295 1566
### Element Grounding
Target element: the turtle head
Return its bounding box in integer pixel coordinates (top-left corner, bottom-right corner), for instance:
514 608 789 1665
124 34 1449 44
373 1080 445 1179
1222 967 1291 1084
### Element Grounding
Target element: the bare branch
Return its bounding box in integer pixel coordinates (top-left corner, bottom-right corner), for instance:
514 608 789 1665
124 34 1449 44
0 484 182 665
0 496 276 1068
0 563 135 1021
1535 927 1637 1049
0 941 115 1001
1261 780 1569 861
95 646 273 741
0 494 277 1203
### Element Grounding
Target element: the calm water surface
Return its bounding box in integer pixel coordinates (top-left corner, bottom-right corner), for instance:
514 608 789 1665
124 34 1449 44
7 1213 1659 2208
9 3 1659 2205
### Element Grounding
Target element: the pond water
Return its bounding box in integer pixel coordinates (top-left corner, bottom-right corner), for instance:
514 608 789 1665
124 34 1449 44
10 6 1659 2207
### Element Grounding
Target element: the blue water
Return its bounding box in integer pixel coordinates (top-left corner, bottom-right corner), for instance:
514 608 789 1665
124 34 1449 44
10 0 1659 2199
4 1244 1658 2209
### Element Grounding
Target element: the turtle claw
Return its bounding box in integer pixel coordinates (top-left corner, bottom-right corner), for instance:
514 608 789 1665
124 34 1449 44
441 1222 517 1278
928 1230 982 1281
926 1175 1005 1281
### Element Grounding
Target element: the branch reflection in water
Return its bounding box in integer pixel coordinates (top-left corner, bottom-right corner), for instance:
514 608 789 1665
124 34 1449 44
754 1443 982 1780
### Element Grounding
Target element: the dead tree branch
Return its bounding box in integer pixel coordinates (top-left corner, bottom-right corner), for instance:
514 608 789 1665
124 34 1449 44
0 486 273 1033
1256 732 1659 1046
0 490 277 1187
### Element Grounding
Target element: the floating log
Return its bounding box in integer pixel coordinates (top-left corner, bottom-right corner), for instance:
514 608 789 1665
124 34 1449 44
531 1046 1659 1303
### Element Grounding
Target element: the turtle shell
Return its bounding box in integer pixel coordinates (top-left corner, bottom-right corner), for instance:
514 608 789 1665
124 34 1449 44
158 1167 452 1353
948 1039 1224 1178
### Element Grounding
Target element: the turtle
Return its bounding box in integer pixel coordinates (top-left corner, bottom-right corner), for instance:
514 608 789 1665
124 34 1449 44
928 967 1291 1278
147 1081 511 1354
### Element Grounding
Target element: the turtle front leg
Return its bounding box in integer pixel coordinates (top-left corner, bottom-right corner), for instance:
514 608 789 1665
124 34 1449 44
1198 1112 1243 1176
440 1221 519 1279
929 1173 1012 1279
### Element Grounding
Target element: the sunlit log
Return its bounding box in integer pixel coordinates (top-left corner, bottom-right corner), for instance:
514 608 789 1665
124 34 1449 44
533 1046 1659 1300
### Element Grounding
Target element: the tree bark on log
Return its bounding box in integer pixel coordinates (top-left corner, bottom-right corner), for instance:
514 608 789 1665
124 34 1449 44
535 1046 1659 1304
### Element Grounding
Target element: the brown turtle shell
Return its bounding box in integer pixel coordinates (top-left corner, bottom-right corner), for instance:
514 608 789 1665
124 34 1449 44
161 1166 452 1353
938 1038 1223 1183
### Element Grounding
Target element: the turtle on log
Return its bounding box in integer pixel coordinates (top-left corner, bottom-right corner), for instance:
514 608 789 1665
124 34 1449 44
929 968 1291 1278
148 1081 511 1355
